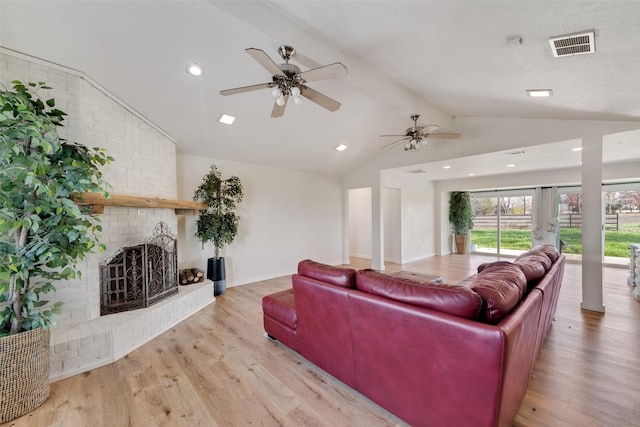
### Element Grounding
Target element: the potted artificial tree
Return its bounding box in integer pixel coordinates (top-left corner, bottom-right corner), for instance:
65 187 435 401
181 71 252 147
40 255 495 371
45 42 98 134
0 81 111 422
194 164 243 296
448 191 474 254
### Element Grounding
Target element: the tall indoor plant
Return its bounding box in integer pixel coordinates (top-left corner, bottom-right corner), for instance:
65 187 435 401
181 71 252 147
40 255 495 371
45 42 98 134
194 164 243 296
0 81 111 422
448 191 474 254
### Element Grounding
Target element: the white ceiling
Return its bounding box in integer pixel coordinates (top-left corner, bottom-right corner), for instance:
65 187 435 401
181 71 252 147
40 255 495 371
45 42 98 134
1 0 640 178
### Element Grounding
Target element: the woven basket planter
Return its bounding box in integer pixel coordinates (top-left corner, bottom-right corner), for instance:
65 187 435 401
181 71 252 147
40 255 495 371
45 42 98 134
0 327 50 423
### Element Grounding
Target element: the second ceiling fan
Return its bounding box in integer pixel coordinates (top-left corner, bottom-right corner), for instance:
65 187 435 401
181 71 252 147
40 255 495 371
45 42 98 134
381 114 461 151
220 45 348 118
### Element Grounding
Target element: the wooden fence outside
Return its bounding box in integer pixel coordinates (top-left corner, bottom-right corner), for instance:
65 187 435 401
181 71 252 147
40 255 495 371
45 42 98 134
559 213 619 231
473 213 619 231
473 215 531 230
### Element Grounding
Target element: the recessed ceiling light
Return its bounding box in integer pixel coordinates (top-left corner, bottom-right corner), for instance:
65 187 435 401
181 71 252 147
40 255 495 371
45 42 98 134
219 114 235 125
442 165 451 169
527 89 553 97
335 144 348 152
468 173 476 176
186 63 204 76
572 147 583 151
507 164 516 168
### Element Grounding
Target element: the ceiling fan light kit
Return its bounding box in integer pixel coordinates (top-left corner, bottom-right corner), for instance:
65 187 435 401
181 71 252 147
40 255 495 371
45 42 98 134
220 45 347 118
381 114 461 152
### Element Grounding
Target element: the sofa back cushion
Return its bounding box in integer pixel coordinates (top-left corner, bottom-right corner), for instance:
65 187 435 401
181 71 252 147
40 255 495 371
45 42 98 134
515 252 552 271
514 258 546 285
531 244 559 262
477 260 513 274
478 259 546 290
298 259 356 288
356 270 482 319
470 264 528 324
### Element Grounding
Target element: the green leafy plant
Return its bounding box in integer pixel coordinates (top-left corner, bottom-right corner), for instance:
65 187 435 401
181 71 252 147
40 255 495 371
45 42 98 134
449 191 474 235
0 81 112 336
193 164 243 259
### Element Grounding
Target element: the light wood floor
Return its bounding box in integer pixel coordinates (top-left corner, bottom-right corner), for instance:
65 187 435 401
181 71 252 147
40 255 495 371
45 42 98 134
4 255 640 427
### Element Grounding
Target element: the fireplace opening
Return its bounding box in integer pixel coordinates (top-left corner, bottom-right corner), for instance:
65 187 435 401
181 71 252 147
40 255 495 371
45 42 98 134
100 222 178 315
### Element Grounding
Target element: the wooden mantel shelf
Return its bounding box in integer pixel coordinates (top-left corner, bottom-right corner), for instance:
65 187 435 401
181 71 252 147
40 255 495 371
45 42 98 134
73 192 207 215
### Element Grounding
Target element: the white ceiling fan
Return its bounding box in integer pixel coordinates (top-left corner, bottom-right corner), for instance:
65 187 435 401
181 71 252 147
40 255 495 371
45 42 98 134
381 114 461 151
220 45 348 118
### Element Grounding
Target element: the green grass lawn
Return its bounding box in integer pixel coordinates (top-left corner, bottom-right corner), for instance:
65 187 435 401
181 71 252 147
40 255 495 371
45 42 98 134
471 228 640 257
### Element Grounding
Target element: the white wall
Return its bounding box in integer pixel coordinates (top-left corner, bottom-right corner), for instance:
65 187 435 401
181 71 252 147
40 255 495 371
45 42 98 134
383 187 401 263
176 154 343 286
382 171 437 263
348 188 372 259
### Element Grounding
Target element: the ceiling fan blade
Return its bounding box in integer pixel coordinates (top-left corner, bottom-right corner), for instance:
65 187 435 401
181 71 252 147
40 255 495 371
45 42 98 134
416 125 440 135
381 137 410 149
220 82 273 96
271 95 289 118
298 62 348 83
245 48 284 77
426 133 461 139
300 86 341 111
380 134 409 138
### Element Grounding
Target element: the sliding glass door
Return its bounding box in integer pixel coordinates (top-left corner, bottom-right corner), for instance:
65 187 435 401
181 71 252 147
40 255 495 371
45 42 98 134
558 188 583 259
558 184 640 264
471 190 533 256
602 184 640 265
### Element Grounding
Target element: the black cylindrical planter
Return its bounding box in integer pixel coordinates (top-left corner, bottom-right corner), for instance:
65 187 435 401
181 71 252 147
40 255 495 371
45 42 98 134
207 257 226 296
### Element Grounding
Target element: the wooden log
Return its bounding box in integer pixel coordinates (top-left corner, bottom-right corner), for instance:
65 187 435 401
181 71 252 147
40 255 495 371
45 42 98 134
191 268 204 278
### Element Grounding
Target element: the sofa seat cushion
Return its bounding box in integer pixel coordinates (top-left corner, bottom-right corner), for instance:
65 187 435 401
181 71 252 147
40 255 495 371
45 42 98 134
262 289 297 328
470 264 528 324
356 270 482 319
298 259 356 288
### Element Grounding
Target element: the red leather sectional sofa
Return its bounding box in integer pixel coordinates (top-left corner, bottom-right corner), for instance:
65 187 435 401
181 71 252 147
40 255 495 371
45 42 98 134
262 245 565 427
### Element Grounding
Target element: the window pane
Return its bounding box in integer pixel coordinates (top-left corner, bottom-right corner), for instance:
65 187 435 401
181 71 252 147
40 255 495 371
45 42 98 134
471 197 498 254
499 195 532 254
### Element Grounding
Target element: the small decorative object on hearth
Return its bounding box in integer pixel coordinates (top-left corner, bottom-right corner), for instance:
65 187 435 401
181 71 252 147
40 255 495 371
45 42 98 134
193 164 243 296
0 81 111 422
448 191 474 254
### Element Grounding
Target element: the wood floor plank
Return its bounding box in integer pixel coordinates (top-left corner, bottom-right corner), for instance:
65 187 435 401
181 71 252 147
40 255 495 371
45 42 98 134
3 255 640 426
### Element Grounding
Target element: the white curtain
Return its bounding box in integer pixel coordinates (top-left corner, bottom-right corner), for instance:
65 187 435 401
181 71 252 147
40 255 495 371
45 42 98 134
531 187 543 241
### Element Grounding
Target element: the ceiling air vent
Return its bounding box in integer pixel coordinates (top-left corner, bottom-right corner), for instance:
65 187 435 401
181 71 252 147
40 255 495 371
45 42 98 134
549 31 595 57
408 169 428 174
505 150 527 156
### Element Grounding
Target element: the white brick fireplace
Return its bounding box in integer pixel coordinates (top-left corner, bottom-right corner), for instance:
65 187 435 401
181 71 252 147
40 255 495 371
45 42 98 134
0 49 214 381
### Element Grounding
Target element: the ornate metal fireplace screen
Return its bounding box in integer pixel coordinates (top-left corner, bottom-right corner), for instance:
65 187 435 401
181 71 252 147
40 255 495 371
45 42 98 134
100 222 179 315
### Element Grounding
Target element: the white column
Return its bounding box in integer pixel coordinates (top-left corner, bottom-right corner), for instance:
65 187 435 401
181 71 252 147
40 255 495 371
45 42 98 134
371 180 385 270
342 188 350 265
580 134 605 313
